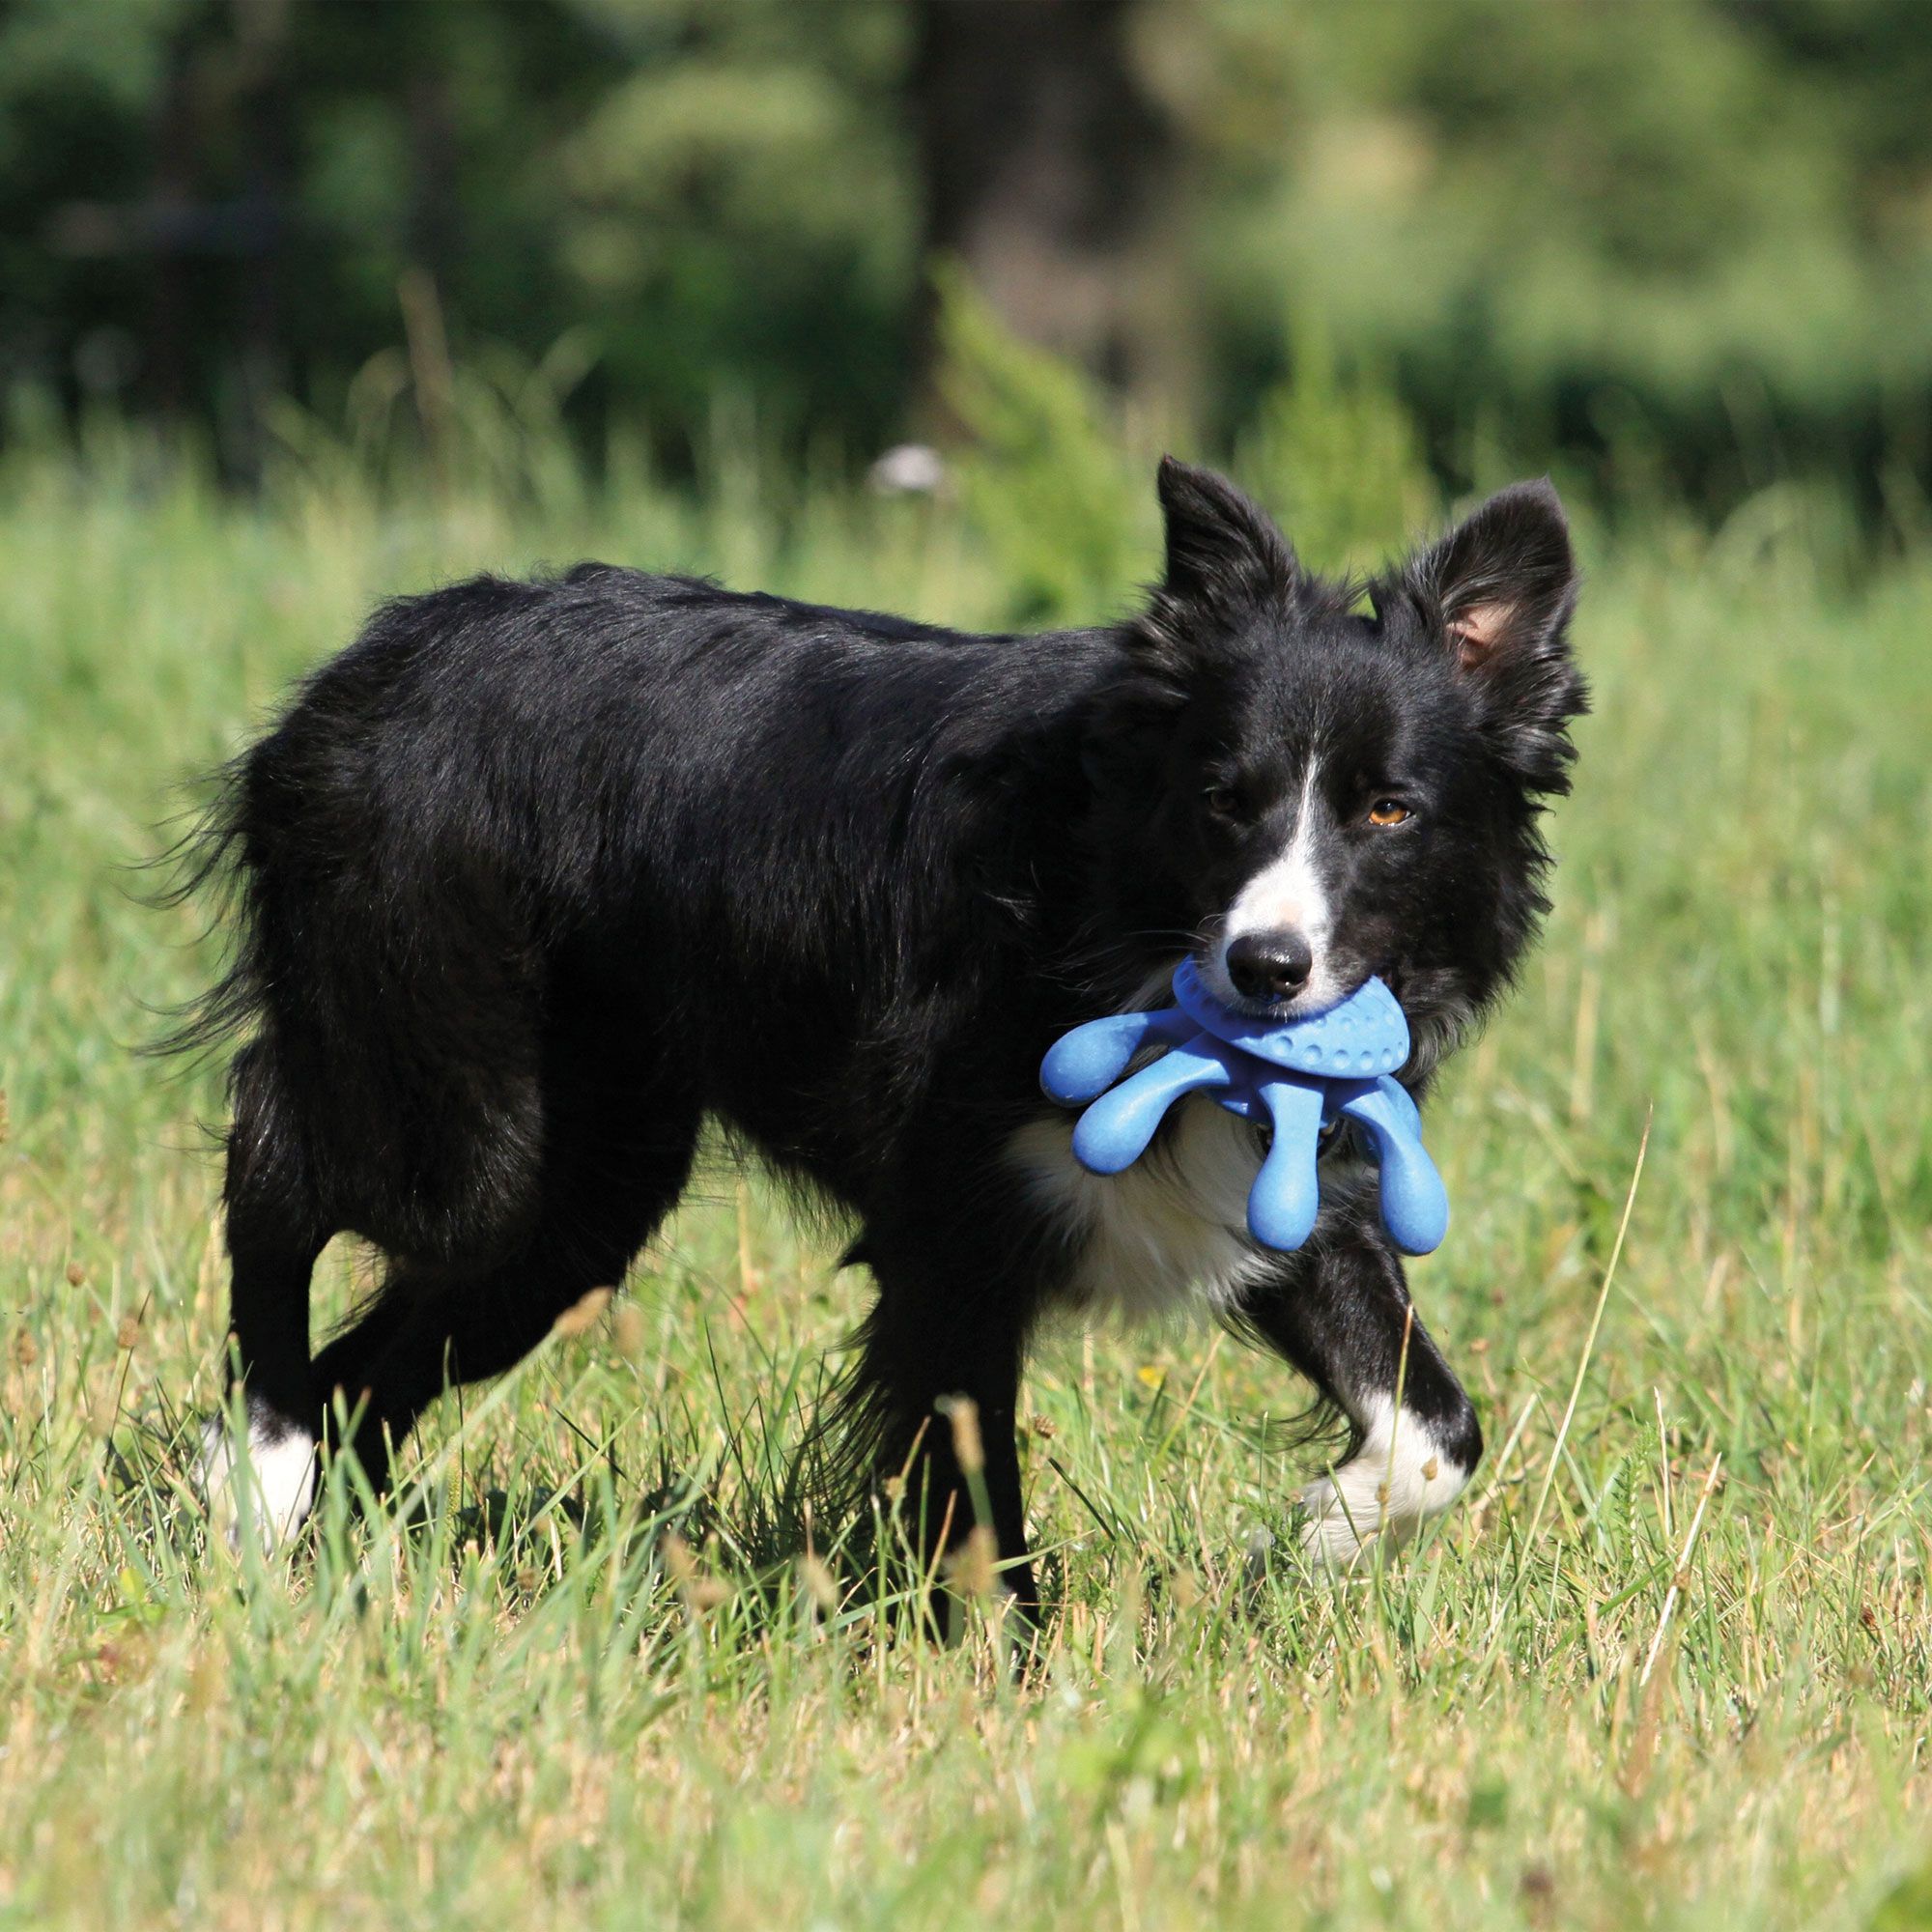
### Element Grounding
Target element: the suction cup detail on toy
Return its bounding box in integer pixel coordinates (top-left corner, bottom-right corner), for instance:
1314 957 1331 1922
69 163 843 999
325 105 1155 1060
1038 968 1449 1256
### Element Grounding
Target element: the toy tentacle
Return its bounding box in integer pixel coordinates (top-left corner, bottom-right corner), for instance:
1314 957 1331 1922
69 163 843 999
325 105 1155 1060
1248 1074 1327 1251
1068 1034 1231 1175
1338 1076 1449 1256
1039 1006 1195 1105
1367 1073 1421 1137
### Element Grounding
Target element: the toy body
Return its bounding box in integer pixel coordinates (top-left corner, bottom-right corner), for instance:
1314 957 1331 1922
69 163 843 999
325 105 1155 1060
1039 962 1449 1255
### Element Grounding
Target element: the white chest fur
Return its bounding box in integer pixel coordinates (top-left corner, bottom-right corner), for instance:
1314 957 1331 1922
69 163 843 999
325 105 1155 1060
1007 1094 1276 1324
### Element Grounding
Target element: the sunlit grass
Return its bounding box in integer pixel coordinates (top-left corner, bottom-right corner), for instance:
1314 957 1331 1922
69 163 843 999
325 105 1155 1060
0 442 1927 1930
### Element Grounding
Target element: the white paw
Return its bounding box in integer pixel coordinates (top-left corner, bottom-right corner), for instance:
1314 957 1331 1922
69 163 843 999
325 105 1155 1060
1299 1397 1468 1569
198 1399 318 1551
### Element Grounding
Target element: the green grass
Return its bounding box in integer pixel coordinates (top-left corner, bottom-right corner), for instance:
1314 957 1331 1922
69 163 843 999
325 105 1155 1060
1 440 1928 1931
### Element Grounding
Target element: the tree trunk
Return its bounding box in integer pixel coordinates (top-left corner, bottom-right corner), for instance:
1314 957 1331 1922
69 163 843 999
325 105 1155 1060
911 0 1193 424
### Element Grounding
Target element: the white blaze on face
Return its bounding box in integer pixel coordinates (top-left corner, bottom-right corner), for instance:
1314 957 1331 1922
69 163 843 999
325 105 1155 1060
1211 759 1344 1010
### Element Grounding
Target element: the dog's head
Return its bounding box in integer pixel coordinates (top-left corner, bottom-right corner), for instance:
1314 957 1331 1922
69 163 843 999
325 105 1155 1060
1088 458 1586 1071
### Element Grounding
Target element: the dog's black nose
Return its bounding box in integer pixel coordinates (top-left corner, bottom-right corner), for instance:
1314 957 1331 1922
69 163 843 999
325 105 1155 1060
1226 930 1314 1002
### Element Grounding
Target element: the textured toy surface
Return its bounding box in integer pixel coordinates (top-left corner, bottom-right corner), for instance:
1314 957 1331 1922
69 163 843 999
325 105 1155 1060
1038 962 1449 1255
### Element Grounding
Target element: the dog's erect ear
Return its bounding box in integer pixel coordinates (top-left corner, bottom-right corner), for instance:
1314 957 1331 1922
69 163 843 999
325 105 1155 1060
1154 456 1297 622
1417 480 1575 672
1407 480 1586 788
1127 459 1298 696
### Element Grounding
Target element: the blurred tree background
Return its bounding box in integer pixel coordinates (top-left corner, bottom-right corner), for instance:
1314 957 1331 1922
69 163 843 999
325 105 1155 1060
3 0 1930 517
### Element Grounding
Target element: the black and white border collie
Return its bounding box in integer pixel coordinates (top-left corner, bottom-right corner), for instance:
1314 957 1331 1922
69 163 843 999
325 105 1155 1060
184 459 1583 1608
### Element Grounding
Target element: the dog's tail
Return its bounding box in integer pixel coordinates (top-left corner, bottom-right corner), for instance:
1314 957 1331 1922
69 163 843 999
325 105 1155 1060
142 749 273 1065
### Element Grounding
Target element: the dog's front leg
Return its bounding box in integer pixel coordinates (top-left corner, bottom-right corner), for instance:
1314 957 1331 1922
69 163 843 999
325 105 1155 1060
1238 1221 1483 1566
838 1206 1045 1624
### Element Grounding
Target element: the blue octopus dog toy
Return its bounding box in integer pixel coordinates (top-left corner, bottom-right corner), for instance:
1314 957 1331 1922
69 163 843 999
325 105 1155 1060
1039 961 1449 1256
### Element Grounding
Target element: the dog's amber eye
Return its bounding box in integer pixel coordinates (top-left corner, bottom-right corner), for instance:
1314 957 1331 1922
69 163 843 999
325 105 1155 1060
1206 785 1243 819
1368 800 1411 827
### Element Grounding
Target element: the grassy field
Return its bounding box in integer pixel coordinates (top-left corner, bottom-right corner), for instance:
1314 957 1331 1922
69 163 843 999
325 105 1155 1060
0 439 1928 1931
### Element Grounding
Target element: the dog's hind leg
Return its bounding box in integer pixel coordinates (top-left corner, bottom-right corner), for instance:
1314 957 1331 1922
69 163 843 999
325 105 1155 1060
200 1041 333 1548
1238 1226 1483 1568
311 1088 701 1495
